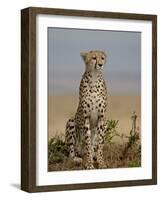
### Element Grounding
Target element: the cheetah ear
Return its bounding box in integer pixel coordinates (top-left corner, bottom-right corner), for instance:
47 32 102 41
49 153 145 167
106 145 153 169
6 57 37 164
80 52 87 61
102 51 107 57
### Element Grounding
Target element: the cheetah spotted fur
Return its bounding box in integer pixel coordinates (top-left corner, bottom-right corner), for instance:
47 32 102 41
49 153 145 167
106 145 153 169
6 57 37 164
65 50 108 169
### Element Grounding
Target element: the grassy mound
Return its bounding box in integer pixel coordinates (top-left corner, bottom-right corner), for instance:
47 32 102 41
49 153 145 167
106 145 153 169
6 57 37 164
48 112 141 171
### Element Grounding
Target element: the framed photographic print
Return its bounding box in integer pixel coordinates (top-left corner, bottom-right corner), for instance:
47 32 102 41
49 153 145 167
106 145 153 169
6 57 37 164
21 7 157 192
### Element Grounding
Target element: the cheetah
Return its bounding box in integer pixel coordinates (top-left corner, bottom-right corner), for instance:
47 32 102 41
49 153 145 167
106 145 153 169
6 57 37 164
65 50 108 169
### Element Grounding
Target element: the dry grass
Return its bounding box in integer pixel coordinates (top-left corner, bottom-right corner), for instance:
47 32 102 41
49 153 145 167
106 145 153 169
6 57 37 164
48 95 141 140
48 112 141 171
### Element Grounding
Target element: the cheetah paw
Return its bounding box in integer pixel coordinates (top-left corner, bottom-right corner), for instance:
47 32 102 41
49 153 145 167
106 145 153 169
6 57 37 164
86 163 95 170
73 157 83 165
98 162 107 169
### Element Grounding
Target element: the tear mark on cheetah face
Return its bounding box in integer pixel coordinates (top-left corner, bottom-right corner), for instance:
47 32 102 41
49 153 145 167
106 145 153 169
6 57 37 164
81 50 106 71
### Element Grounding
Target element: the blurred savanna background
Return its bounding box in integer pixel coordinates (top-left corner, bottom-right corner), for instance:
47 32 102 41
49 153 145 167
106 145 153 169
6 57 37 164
48 28 141 171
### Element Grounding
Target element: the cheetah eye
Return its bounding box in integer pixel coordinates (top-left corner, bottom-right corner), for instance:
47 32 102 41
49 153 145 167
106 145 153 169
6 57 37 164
102 57 105 60
92 56 96 60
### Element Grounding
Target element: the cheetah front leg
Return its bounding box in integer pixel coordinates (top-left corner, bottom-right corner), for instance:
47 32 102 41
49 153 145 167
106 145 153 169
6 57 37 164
96 118 106 169
65 118 82 165
84 118 94 169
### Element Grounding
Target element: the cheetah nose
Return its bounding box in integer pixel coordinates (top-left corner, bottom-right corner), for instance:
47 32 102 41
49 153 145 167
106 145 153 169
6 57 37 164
98 64 103 67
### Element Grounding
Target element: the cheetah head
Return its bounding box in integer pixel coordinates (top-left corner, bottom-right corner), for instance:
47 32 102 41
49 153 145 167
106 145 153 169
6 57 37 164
81 50 106 72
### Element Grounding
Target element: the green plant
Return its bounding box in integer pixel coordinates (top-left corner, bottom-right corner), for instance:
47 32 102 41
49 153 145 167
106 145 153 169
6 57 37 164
48 137 68 164
128 112 139 143
128 160 140 167
123 111 140 158
104 119 119 143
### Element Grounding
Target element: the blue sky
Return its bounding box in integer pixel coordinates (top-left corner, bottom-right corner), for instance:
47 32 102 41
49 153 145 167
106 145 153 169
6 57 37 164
48 28 141 95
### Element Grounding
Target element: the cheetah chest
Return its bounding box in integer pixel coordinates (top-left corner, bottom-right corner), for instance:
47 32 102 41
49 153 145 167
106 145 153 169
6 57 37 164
88 89 105 128
89 95 98 128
